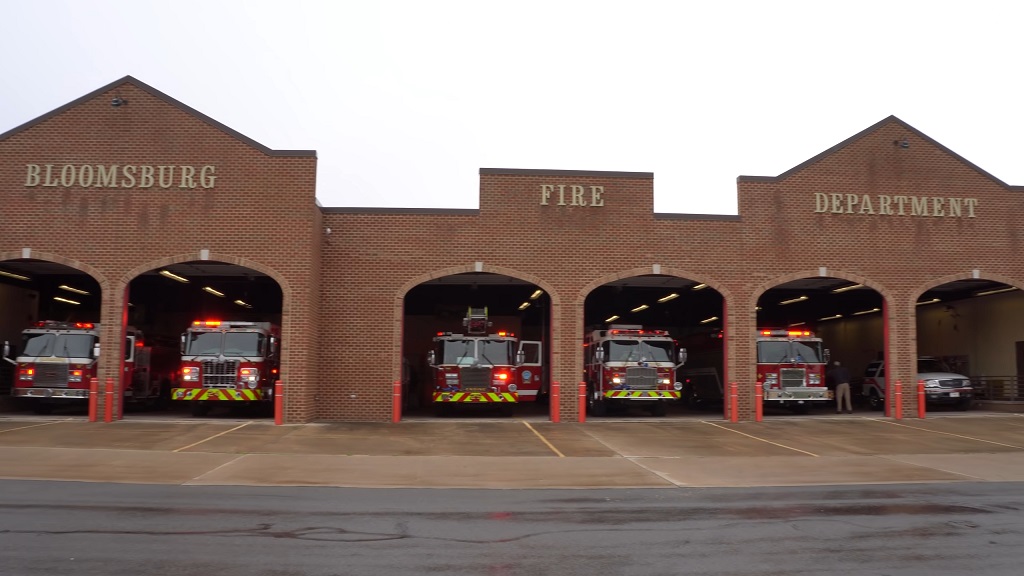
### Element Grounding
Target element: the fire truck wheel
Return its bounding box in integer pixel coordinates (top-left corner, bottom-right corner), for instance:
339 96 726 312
498 404 515 417
190 401 210 417
434 404 451 418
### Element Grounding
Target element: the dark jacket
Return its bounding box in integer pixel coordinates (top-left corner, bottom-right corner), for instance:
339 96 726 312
827 366 851 389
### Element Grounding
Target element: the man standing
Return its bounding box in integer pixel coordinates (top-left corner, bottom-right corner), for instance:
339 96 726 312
829 360 852 414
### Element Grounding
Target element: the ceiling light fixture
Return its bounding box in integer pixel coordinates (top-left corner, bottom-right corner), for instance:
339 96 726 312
975 286 1019 297
159 270 189 283
53 296 80 305
518 302 530 310
59 285 90 295
630 304 649 313
852 307 881 316
916 298 940 306
202 286 225 297
0 269 30 281
657 293 679 303
605 315 620 323
233 299 252 308
818 314 843 321
788 322 806 327
699 316 719 324
779 296 808 305
529 289 543 300
691 283 708 291
831 284 863 293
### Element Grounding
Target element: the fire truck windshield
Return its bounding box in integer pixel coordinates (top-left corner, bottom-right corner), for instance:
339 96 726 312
606 340 674 362
757 340 824 363
21 333 95 358
438 339 512 365
186 331 266 357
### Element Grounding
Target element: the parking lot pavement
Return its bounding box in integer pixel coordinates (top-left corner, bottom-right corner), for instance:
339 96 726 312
0 413 1023 488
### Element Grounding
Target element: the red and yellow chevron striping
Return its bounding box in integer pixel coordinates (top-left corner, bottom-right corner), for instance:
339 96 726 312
171 388 266 401
433 392 518 403
603 390 681 399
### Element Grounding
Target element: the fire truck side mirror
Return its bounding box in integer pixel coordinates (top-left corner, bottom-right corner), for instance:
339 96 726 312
427 350 436 367
824 348 831 364
515 350 525 365
2 341 9 358
269 336 278 357
678 348 688 365
180 334 186 355
93 342 101 359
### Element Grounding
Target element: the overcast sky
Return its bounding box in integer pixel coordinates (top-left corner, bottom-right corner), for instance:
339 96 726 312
2 1 1022 214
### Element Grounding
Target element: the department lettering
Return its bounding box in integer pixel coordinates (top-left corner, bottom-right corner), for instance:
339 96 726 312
814 193 977 218
24 164 217 189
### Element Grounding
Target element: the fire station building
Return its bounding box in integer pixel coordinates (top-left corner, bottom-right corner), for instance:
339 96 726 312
2 76 1022 423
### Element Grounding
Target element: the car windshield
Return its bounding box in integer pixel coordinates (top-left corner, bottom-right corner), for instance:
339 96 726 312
607 340 674 362
917 358 949 373
21 333 96 358
757 340 824 363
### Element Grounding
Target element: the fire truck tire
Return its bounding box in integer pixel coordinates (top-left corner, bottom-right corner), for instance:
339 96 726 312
434 404 451 418
498 404 515 417
190 401 210 417
649 402 668 417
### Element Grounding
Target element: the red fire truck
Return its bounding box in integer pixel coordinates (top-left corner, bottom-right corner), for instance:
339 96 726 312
427 307 543 415
583 324 687 417
756 328 831 412
171 319 281 417
2 320 175 414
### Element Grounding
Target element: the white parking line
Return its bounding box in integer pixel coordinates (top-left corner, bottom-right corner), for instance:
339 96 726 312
702 421 819 457
173 421 253 452
522 421 565 457
0 419 75 434
872 418 1024 449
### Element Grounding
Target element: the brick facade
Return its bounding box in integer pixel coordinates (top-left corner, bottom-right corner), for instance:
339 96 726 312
2 77 1022 422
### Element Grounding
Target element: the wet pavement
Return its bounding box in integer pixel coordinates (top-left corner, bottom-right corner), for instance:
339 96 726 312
1 412 1024 488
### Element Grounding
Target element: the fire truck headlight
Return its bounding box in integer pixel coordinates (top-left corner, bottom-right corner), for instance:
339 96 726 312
69 369 84 383
659 378 671 386
611 376 622 385
182 367 199 382
19 367 34 381
765 373 778 385
809 374 821 385
239 368 260 386
673 381 683 391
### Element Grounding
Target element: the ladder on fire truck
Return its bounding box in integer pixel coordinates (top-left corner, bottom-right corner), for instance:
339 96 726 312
463 307 491 335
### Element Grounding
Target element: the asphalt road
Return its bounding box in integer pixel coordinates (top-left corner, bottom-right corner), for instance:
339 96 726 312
2 479 1022 576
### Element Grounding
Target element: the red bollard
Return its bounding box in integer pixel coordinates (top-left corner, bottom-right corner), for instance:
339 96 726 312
392 380 402 423
917 380 926 419
550 381 560 423
274 380 284 425
729 381 739 423
103 378 114 423
755 381 763 422
88 377 98 422
894 379 903 420
578 382 587 423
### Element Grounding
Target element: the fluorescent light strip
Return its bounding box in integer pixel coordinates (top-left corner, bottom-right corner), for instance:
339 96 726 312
0 269 30 281
159 270 189 283
779 296 808 305
818 314 843 321
852 307 881 316
700 316 719 324
203 286 225 297
831 284 863 293
630 304 649 313
233 300 252 308
529 289 543 300
975 287 1019 297
53 296 80 305
518 302 530 310
789 322 806 327
691 283 708 291
657 293 679 303
59 285 90 295
605 315 620 323
916 298 940 306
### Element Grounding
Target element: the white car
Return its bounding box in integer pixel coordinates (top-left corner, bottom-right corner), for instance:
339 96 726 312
861 357 973 411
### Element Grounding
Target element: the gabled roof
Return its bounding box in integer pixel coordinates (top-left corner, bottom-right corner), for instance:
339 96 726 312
738 115 1021 191
0 75 315 157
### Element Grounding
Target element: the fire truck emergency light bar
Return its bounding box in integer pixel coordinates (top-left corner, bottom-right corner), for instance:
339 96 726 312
35 321 95 329
760 329 812 337
609 329 668 335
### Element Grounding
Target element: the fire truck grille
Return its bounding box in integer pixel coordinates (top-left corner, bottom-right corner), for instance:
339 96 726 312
33 363 69 388
201 360 240 389
459 367 491 391
625 366 658 390
780 368 806 388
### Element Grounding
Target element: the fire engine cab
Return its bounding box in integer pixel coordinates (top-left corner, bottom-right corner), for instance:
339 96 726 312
172 320 281 417
756 328 831 412
583 325 687 417
2 320 174 414
427 307 543 416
